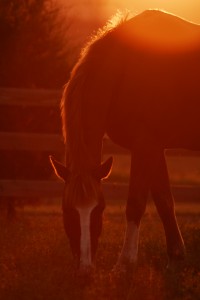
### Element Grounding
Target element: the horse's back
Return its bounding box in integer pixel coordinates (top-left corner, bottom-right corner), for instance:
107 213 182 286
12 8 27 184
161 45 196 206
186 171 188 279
118 10 200 52
107 11 200 150
65 10 200 153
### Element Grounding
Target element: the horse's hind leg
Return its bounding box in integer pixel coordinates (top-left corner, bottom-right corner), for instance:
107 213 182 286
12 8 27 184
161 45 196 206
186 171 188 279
114 144 185 274
150 150 185 264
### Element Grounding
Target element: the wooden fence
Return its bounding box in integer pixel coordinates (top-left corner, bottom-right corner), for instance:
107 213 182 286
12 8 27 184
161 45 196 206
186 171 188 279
0 87 200 214
0 88 63 200
0 88 128 201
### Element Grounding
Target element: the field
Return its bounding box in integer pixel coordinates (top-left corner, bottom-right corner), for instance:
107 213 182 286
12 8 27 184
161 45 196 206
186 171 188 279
1 200 200 299
1 154 200 299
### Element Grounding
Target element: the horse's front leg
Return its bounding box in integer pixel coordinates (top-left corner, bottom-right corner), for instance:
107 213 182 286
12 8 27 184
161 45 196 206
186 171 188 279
114 149 150 273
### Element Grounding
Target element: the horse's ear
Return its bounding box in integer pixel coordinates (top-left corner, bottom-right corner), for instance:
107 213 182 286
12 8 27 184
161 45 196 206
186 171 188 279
93 156 113 180
49 156 70 182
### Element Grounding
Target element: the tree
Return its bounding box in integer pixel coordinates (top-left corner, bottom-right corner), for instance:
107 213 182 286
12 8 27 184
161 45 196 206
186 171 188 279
0 0 73 88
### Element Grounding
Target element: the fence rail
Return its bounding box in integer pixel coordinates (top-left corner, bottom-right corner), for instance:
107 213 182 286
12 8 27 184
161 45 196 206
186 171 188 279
0 88 63 201
0 132 64 152
1 179 200 203
0 88 200 203
0 88 127 201
0 87 61 106
0 180 64 198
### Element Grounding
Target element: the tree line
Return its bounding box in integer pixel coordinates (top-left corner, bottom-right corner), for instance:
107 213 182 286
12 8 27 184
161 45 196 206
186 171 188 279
0 0 77 89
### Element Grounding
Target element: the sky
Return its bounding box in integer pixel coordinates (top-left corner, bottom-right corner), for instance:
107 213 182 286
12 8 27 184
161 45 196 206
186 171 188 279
62 0 200 24
59 0 200 57
112 0 200 23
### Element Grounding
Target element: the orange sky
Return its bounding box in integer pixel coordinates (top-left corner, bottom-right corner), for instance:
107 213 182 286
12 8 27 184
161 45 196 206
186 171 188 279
62 0 200 24
105 0 200 23
60 0 200 42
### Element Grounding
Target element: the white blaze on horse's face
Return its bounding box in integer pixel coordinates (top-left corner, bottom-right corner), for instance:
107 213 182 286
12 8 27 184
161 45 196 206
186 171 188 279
62 175 105 272
49 156 113 273
77 205 97 270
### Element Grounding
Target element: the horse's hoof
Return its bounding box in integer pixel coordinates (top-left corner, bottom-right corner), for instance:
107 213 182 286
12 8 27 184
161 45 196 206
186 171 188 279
166 251 186 272
110 262 136 283
74 266 94 286
167 242 186 261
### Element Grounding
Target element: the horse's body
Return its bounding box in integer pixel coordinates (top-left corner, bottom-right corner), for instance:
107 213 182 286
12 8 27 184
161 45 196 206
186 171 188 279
51 10 200 276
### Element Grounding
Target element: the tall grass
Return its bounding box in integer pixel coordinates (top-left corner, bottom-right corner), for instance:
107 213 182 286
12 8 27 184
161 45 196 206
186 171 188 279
0 199 200 300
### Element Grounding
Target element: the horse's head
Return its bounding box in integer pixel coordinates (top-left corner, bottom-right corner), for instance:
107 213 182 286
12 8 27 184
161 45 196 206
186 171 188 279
50 156 113 277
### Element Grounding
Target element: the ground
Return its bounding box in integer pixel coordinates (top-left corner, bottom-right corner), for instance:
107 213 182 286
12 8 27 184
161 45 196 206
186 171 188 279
1 154 200 299
0 198 200 300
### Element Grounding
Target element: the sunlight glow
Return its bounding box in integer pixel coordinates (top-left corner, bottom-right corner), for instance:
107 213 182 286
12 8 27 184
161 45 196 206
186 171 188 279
119 10 200 53
59 1 200 25
108 0 200 24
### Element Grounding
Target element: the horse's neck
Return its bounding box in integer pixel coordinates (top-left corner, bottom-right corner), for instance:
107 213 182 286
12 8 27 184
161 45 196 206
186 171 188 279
66 136 103 172
65 59 111 172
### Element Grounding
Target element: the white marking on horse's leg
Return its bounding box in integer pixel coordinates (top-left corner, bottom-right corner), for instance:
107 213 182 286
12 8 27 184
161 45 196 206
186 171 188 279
117 221 140 267
77 206 95 270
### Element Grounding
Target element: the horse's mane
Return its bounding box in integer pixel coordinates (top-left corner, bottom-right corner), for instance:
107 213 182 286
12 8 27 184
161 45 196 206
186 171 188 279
61 12 129 171
80 11 130 60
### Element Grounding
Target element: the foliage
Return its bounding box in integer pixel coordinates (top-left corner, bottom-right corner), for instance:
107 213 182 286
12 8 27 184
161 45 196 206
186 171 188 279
0 0 72 88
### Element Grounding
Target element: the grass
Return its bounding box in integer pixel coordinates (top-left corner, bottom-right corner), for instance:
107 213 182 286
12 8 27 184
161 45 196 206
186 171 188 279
1 154 200 299
0 197 200 300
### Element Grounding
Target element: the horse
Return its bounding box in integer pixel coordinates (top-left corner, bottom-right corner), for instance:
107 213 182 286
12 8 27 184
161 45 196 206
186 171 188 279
50 10 200 277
